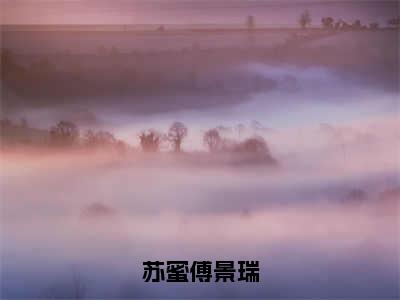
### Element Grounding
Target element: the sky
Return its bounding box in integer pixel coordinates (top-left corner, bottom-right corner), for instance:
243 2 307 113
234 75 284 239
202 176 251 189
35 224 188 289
1 0 398 26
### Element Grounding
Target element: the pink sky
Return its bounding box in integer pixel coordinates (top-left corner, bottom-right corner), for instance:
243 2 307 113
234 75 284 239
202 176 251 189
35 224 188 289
1 0 397 26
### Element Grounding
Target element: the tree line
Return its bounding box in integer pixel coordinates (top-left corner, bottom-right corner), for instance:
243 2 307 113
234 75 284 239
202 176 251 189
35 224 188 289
245 12 399 30
0 118 276 162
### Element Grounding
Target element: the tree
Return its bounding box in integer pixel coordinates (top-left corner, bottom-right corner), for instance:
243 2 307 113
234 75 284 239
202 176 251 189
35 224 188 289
157 25 165 32
97 45 107 56
246 15 255 30
0 118 12 128
334 19 342 30
236 123 246 139
49 121 79 147
299 10 311 29
81 202 116 219
20 118 28 128
344 189 367 203
217 135 278 165
203 129 222 153
84 130 117 148
369 22 380 30
168 121 188 152
110 46 120 56
341 21 350 29
139 129 162 152
321 17 334 29
387 17 400 27
234 136 270 154
352 19 361 29
83 130 96 146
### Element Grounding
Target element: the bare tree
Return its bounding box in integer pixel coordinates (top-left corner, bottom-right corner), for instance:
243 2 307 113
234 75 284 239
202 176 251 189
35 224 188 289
246 15 255 30
20 118 28 128
110 46 120 56
352 19 362 29
299 10 312 29
321 17 334 29
388 17 400 27
84 130 117 147
236 123 245 139
203 128 222 153
49 120 79 147
157 25 165 32
369 22 380 30
97 45 107 56
168 121 188 152
341 20 350 30
334 19 342 30
344 189 367 204
139 129 162 152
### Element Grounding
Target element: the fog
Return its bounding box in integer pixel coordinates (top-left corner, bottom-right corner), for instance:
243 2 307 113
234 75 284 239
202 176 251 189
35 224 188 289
2 75 399 297
1 7 399 297
1 128 399 297
4 60 398 152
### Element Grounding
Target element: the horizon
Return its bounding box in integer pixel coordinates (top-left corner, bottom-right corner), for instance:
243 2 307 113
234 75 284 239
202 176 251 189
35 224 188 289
1 0 398 25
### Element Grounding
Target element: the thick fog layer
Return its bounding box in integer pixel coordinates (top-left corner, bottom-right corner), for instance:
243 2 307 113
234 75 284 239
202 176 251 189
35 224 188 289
1 122 399 297
1 4 399 298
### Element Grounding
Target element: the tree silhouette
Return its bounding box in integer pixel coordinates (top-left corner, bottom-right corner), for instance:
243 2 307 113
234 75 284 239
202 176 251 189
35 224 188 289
111 46 120 56
234 136 270 154
84 130 96 146
344 189 367 203
157 25 165 32
49 121 79 147
388 17 400 27
334 19 342 30
84 130 117 147
299 10 312 29
321 17 334 29
0 118 12 128
20 118 28 128
352 20 362 29
233 136 277 165
97 45 107 56
203 129 222 152
246 15 255 30
236 123 245 139
341 21 350 29
369 22 380 30
139 129 162 152
168 122 188 153
83 129 128 153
